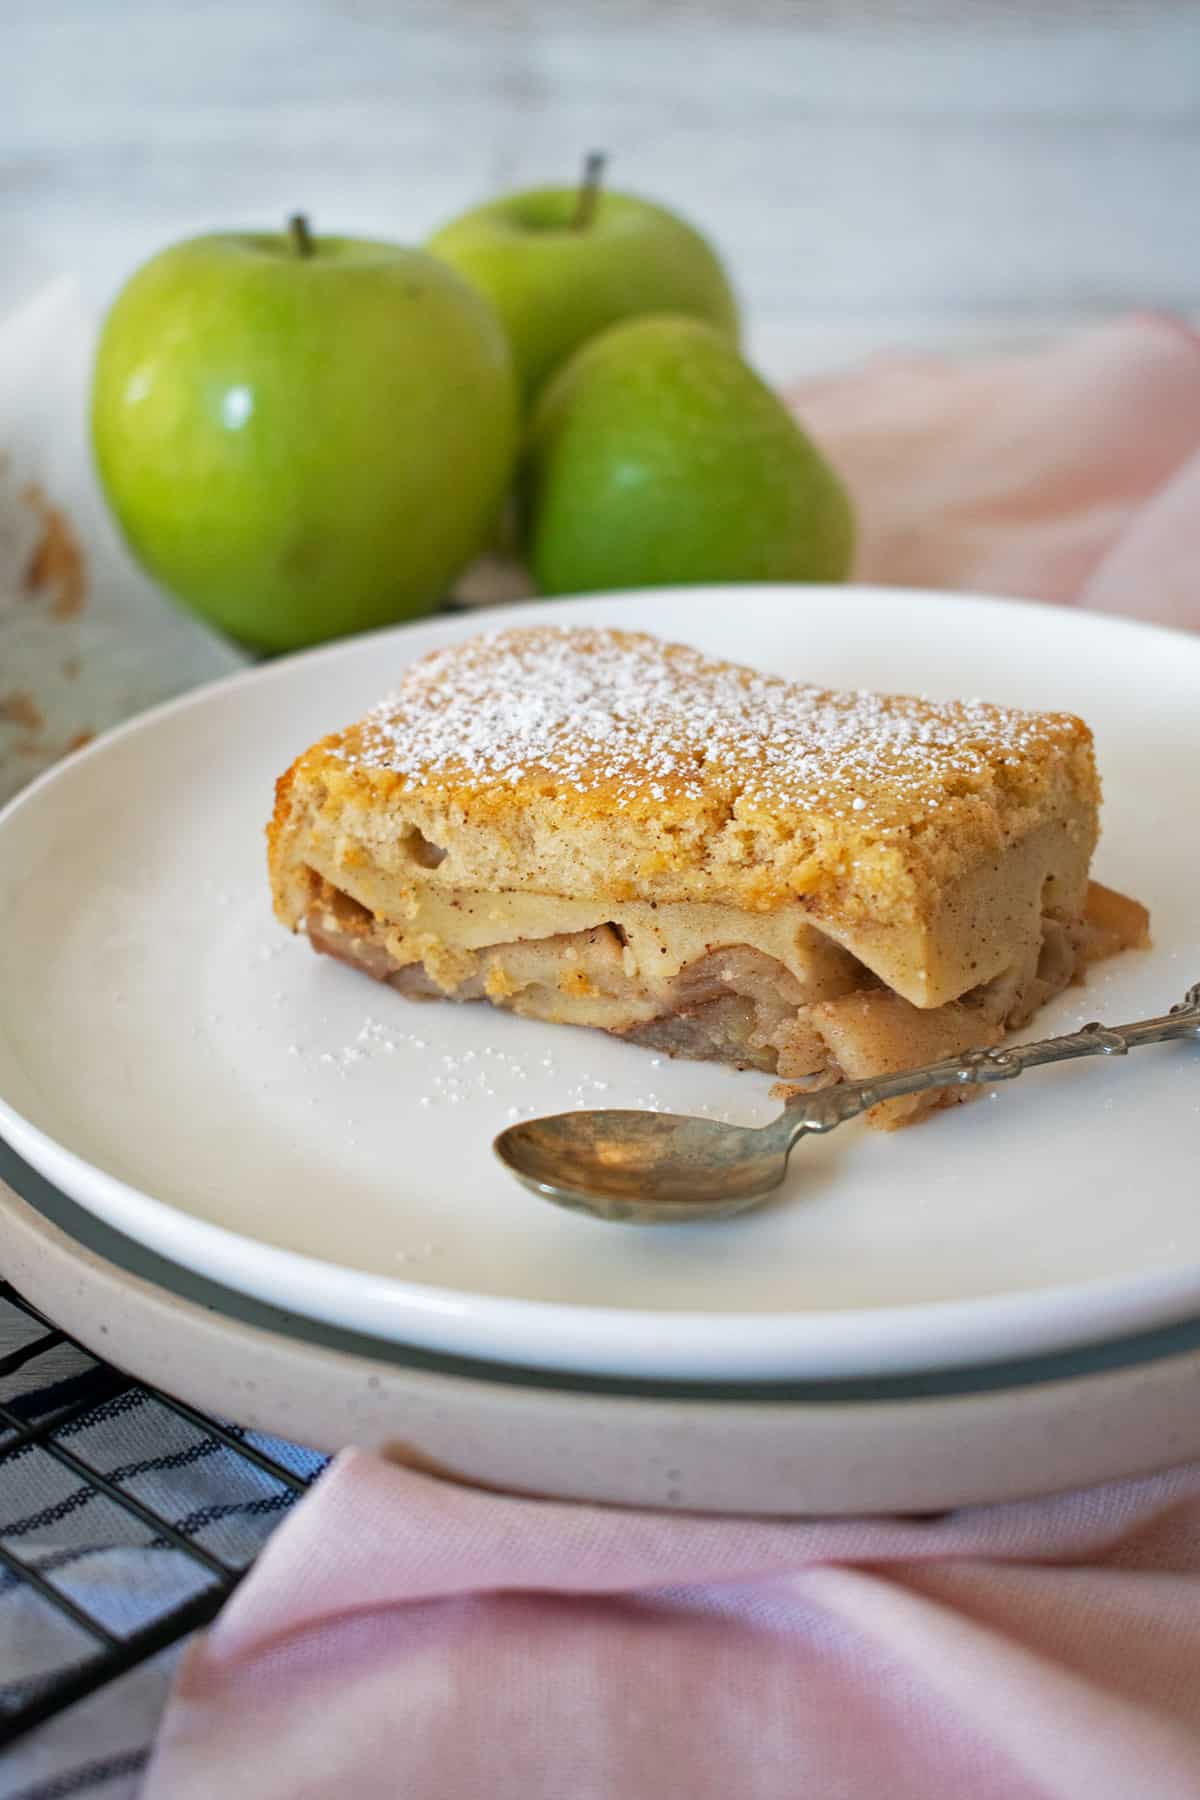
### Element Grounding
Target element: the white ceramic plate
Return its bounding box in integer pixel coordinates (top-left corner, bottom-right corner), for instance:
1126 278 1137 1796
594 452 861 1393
0 587 1197 1380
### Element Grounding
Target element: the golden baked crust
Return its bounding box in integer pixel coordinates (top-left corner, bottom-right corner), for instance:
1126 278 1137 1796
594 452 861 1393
269 625 1100 951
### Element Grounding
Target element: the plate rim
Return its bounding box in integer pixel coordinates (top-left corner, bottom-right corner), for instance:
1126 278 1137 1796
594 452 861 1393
5 1086 1200 1380
10 1133 1200 1407
1 579 1193 833
2 582 1197 1381
12 1159 1200 1516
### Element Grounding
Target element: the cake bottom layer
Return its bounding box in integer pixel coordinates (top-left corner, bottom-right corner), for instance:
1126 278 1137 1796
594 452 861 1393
298 878 1147 1129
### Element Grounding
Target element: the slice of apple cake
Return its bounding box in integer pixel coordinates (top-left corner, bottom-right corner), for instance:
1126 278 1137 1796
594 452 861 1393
268 626 1147 1127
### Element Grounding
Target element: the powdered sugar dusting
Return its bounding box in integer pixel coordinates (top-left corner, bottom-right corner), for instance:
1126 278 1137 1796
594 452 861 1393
340 626 1081 826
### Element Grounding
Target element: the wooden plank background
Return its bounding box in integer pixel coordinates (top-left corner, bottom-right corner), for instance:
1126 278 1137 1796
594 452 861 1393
3 0 1198 376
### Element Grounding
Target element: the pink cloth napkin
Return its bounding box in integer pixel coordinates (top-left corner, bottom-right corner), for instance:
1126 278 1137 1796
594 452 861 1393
144 1452 1200 1799
143 316 1200 1799
788 312 1200 629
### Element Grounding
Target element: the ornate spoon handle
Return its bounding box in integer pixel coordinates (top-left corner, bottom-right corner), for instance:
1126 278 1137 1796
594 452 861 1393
785 981 1200 1139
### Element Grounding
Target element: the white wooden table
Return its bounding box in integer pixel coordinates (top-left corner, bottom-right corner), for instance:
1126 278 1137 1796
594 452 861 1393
4 0 1198 378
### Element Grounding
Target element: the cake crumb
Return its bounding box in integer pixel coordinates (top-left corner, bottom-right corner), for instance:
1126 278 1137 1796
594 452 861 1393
0 691 43 732
22 483 87 618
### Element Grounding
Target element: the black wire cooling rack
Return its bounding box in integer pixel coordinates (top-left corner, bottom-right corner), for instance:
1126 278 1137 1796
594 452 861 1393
0 1278 322 1749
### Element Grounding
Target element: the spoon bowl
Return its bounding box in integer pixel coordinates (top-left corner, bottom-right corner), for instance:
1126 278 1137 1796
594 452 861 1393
494 1108 788 1223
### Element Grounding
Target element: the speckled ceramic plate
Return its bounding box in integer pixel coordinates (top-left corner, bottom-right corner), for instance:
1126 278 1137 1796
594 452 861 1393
0 587 1197 1380
8 1139 1200 1515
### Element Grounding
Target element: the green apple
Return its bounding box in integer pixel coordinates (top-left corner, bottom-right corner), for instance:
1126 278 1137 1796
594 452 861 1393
522 315 855 596
91 220 519 650
426 170 739 404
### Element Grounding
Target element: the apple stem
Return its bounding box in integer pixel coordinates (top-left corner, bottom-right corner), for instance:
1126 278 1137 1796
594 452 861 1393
288 213 315 258
571 152 607 230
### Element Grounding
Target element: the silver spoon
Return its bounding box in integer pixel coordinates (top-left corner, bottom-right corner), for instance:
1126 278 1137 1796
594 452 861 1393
494 983 1200 1224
